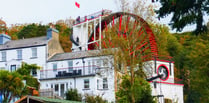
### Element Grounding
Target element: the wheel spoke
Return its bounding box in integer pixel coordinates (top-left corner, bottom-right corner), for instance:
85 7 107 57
129 20 138 36
87 12 158 60
129 42 148 55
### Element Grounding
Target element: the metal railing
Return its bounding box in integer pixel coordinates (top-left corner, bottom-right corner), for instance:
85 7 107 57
75 9 112 24
40 65 102 79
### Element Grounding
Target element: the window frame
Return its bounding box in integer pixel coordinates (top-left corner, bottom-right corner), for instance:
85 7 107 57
103 78 108 89
1 51 6 61
84 79 90 89
32 68 37 76
10 65 16 72
31 48 37 58
17 49 22 60
53 63 57 72
68 61 73 72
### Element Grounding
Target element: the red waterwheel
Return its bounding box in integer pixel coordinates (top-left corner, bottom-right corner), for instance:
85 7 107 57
88 12 158 60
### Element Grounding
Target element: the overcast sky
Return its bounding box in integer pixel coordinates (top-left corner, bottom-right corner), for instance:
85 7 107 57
0 0 118 25
0 0 208 32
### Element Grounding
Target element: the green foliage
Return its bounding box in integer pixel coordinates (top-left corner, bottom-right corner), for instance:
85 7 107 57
55 23 72 52
116 75 155 103
65 89 82 101
23 75 40 90
187 36 209 102
151 24 209 102
0 70 24 103
16 62 40 92
85 94 107 103
17 23 48 39
16 62 40 75
170 32 209 102
156 0 209 35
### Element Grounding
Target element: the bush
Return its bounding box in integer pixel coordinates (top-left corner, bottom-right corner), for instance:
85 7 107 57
65 89 82 101
85 94 107 103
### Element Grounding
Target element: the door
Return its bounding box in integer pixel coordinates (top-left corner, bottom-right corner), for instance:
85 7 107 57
60 84 65 97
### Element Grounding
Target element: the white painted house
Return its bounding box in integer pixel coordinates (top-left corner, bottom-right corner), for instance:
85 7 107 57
0 10 184 103
0 28 117 102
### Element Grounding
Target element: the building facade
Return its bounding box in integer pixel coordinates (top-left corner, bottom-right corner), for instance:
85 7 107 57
0 28 116 102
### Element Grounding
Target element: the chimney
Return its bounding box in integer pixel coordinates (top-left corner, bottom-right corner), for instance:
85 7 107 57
47 28 59 40
47 26 64 59
0 34 11 45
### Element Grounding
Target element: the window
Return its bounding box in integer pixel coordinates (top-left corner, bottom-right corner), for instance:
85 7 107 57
103 78 108 89
55 84 59 92
103 59 108 67
84 79 90 89
10 65 16 72
1 51 6 61
88 61 91 74
17 50 22 60
68 61 73 72
32 68 37 76
53 63 57 72
96 60 101 67
97 79 99 89
66 83 68 90
31 48 37 58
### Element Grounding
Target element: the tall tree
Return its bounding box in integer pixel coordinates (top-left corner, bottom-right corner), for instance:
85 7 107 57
156 0 209 35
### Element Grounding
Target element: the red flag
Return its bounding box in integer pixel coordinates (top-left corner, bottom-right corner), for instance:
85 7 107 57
75 2 80 8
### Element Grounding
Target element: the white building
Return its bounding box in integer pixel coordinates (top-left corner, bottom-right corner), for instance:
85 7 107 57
0 27 117 102
0 10 183 103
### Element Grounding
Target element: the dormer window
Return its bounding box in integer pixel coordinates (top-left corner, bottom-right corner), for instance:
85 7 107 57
17 50 22 60
1 51 6 61
31 48 37 58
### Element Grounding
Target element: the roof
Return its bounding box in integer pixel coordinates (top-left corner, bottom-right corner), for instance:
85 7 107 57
15 96 81 103
0 36 47 50
48 49 116 62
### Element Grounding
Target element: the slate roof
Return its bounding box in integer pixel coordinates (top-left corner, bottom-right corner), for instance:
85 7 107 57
48 49 116 62
0 36 47 50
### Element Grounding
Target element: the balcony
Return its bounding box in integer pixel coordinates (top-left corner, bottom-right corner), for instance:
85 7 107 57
40 65 102 79
74 9 112 24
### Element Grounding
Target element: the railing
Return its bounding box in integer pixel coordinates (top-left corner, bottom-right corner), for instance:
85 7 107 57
75 9 112 24
40 65 102 79
39 88 63 99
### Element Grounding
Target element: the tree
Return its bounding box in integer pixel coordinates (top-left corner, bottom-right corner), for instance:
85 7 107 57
116 0 156 22
156 0 209 35
16 62 40 90
0 70 24 103
187 38 209 102
55 22 73 52
116 75 155 103
17 23 48 39
65 89 82 101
